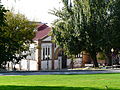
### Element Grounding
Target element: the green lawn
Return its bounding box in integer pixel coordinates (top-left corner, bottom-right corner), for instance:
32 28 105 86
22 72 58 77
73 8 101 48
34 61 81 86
0 73 120 90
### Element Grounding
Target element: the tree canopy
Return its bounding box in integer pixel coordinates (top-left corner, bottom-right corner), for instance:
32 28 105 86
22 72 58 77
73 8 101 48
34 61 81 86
0 2 8 67
0 11 36 67
51 0 120 67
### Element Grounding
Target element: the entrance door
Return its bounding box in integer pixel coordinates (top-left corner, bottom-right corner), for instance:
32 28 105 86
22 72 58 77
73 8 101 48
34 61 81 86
62 53 67 69
58 51 67 69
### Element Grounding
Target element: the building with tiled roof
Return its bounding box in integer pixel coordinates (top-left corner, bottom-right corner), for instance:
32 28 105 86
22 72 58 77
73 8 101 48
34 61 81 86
33 23 66 70
7 23 83 71
31 23 82 70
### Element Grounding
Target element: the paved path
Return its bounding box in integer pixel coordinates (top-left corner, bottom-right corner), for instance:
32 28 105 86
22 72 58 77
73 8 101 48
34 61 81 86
0 70 120 76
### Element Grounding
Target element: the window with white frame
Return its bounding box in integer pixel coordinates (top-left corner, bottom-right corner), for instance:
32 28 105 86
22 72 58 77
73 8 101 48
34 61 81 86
42 46 51 60
75 53 82 58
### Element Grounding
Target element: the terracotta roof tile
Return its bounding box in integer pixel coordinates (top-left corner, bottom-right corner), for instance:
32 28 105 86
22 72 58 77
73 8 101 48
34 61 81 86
33 24 51 41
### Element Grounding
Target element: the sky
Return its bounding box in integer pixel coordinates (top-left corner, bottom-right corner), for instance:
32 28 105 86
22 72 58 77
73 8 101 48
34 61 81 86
1 0 63 25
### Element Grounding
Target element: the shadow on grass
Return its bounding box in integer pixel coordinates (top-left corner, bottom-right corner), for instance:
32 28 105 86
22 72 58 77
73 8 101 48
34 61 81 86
0 85 119 90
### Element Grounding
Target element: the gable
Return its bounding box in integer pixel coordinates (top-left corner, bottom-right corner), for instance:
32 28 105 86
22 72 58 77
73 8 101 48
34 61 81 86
42 36 52 41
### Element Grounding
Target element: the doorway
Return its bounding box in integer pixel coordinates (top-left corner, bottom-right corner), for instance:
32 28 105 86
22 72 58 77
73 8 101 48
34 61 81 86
58 51 67 69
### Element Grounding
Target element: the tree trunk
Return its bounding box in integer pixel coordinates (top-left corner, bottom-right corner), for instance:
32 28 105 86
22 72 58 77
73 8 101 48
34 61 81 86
0 64 2 68
70 58 74 69
90 51 99 67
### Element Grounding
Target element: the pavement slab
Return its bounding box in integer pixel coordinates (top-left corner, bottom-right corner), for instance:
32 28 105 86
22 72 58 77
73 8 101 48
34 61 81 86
0 70 120 76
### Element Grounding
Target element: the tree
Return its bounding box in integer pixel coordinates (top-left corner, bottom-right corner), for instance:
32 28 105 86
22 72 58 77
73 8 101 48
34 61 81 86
85 0 111 67
97 0 120 66
111 0 120 51
51 0 119 67
0 11 36 67
0 2 6 26
51 0 86 55
0 2 8 67
50 0 99 67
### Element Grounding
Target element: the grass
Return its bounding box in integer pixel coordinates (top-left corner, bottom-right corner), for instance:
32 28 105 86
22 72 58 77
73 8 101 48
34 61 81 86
0 73 120 90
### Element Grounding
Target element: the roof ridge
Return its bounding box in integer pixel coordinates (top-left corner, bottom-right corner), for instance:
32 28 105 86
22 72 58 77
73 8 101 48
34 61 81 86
38 24 48 31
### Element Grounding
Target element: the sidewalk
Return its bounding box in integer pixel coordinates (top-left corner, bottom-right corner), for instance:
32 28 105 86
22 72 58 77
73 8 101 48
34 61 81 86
0 69 120 76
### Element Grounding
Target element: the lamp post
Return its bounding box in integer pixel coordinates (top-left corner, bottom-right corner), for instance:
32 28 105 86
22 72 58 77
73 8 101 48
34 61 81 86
59 58 60 70
111 48 114 67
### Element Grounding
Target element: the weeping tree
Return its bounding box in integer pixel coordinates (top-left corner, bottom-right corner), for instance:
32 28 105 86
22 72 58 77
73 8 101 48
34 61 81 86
50 0 89 66
50 0 114 67
50 0 87 68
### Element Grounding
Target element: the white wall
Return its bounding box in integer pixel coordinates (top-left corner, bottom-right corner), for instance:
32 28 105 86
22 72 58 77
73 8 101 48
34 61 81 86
41 60 52 70
73 58 82 68
67 59 71 68
13 59 38 71
54 59 62 70
6 58 82 71
29 60 38 70
42 36 52 41
67 58 82 68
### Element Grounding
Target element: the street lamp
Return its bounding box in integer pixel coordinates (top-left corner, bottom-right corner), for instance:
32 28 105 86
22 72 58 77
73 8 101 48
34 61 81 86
111 48 114 67
111 48 114 53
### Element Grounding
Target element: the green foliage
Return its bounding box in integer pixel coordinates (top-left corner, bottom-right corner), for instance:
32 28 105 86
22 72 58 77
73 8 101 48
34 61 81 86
97 52 106 60
0 11 36 66
0 3 8 67
51 0 107 67
51 0 120 67
97 0 120 65
110 0 120 49
51 0 86 56
98 0 120 52
0 3 7 26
